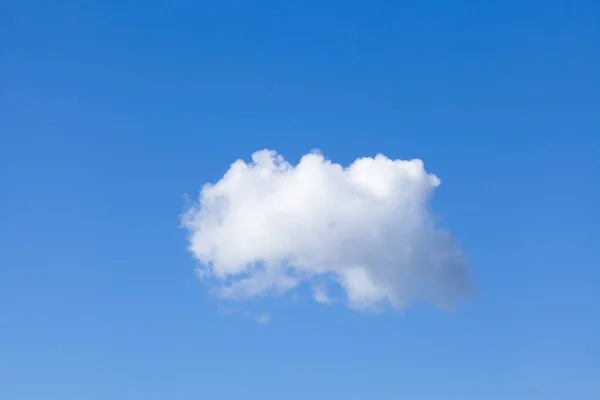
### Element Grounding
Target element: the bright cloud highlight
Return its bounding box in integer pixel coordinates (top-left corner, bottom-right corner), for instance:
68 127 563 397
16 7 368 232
182 149 473 311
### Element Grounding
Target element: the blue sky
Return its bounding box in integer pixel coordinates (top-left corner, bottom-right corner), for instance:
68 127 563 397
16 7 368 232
1 1 599 398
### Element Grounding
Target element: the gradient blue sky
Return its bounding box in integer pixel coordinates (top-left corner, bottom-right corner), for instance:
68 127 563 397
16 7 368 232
1 1 599 399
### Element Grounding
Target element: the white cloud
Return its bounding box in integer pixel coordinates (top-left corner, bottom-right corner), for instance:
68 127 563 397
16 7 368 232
312 285 331 304
182 149 473 311
255 313 271 324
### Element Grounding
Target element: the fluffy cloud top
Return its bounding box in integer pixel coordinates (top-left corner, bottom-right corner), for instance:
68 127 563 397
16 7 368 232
182 150 472 311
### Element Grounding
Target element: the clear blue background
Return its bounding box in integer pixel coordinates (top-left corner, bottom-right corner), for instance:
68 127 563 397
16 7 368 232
2 1 599 398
